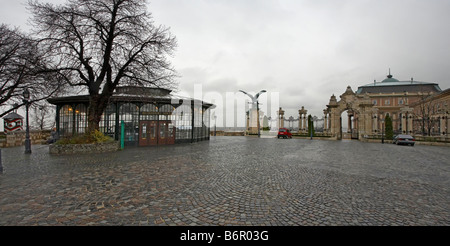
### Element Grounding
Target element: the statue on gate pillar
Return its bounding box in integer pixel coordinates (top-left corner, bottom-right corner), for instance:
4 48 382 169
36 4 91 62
298 106 307 133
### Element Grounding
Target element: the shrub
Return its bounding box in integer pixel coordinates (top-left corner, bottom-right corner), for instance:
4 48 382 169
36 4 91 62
55 130 113 145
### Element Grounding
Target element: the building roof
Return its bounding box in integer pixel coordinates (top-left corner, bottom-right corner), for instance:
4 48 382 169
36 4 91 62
3 112 23 120
47 86 215 108
356 73 442 94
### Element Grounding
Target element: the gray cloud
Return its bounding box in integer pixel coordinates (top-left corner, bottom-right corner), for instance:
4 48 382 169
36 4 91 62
2 0 450 120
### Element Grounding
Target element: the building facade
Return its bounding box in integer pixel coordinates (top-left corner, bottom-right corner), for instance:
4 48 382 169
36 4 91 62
410 88 450 136
324 72 448 140
48 86 214 146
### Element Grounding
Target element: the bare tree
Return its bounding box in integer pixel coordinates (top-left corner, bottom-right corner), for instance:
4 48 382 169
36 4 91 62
413 90 438 136
28 0 178 133
32 102 55 130
0 24 63 118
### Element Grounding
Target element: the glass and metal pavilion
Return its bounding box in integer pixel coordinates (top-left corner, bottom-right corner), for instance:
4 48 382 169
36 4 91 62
47 86 215 146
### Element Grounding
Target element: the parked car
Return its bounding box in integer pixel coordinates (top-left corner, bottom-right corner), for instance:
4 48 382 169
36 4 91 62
277 128 292 139
393 134 415 146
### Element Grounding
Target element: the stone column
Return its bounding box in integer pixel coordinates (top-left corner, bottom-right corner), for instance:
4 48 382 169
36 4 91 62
407 114 413 134
323 109 328 132
246 111 250 133
447 115 450 136
328 113 332 133
299 106 307 132
373 114 378 133
440 115 446 135
278 107 285 129
347 113 352 133
401 113 407 134
326 94 338 139
304 115 307 131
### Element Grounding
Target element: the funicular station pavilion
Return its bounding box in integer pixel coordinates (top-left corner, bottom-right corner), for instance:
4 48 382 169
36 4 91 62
47 86 215 146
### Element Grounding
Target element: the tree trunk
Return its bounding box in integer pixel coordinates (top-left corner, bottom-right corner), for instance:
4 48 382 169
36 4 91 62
87 94 108 134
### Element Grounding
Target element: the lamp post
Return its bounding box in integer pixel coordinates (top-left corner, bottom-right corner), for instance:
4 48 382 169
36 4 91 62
214 114 217 136
23 87 31 154
239 90 266 138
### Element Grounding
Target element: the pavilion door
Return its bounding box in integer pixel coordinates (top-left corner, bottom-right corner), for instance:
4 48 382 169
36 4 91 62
139 121 157 146
167 122 175 144
158 121 175 145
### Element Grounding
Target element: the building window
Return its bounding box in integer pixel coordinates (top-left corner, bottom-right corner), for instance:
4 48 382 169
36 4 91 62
74 104 87 134
59 105 74 137
174 105 192 140
372 100 377 105
203 108 211 139
399 99 404 105
119 103 139 143
193 104 203 140
100 104 117 138
159 104 175 121
140 103 158 120
385 99 390 105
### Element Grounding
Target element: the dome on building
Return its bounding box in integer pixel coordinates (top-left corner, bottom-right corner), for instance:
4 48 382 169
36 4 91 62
355 70 442 94
381 73 400 83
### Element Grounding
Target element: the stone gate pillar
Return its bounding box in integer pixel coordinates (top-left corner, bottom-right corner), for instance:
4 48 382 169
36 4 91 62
440 115 446 135
358 94 374 140
401 106 413 135
326 94 339 139
373 113 378 133
323 109 328 132
299 106 307 133
401 113 407 134
447 115 450 136
278 107 285 129
407 114 413 134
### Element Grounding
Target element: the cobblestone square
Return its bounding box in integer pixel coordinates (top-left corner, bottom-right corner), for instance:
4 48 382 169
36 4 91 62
0 136 449 226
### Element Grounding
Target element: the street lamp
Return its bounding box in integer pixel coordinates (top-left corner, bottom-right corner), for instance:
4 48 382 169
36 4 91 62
214 114 217 136
239 89 266 138
23 87 31 154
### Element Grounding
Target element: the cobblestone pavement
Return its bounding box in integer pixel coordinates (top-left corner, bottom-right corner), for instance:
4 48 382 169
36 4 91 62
0 136 449 226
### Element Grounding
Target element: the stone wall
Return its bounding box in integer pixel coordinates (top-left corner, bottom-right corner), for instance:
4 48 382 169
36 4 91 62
0 130 51 148
210 131 245 136
49 141 119 155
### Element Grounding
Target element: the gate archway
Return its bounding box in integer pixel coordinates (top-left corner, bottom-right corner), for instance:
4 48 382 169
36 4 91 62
326 86 375 140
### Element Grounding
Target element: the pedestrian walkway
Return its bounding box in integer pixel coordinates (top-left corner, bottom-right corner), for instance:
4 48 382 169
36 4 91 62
0 137 449 226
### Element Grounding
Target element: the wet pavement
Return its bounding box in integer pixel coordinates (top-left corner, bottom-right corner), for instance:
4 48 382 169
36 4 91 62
0 136 449 226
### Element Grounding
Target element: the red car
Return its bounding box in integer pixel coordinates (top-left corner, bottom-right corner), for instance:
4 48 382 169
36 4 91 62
277 128 292 139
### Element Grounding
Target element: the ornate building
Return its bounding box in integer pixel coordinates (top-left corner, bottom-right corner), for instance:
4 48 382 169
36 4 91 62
48 86 214 146
324 72 447 140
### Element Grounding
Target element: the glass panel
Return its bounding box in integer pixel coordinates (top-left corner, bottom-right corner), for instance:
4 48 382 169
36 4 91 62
159 104 175 121
59 105 73 137
140 104 158 120
160 122 166 138
100 104 116 138
142 123 147 139
174 105 192 140
75 104 87 135
119 103 139 142
151 123 156 139
168 123 174 137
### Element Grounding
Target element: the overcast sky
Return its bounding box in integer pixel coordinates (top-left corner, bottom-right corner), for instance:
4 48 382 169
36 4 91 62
1 0 450 125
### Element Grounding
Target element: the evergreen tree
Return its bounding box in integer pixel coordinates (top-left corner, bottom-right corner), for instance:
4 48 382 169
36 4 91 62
308 115 315 137
385 114 393 140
